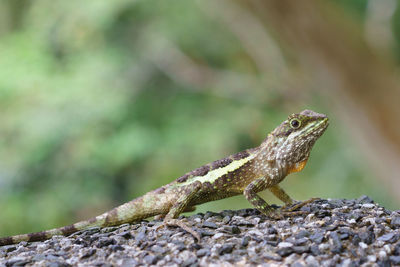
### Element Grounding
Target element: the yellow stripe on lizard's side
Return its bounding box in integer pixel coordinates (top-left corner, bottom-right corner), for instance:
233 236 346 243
176 155 255 187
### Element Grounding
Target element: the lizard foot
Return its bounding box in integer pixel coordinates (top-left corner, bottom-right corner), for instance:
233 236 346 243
282 197 320 212
157 219 200 241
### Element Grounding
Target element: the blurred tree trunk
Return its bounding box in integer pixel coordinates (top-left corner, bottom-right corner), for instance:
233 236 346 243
238 0 400 202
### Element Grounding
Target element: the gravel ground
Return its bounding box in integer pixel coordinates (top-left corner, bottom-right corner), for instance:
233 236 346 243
0 196 399 266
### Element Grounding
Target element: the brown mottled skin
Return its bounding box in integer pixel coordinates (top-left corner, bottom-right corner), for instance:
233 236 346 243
0 110 328 245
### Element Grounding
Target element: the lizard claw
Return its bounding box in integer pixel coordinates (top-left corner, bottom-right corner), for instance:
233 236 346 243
157 219 200 241
282 197 320 212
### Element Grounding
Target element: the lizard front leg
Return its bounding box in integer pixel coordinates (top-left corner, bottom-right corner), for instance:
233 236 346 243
268 184 294 206
268 184 318 213
244 177 277 216
268 185 319 214
160 181 202 240
244 177 307 219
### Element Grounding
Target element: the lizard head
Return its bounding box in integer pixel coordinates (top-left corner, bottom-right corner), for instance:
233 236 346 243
268 109 329 166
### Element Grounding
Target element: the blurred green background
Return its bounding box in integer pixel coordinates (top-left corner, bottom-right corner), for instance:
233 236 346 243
1 0 400 236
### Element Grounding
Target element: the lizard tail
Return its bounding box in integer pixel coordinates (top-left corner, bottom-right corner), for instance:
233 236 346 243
0 190 169 246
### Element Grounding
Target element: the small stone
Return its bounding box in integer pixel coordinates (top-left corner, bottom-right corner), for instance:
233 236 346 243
391 216 400 227
329 199 345 208
359 229 375 244
135 230 146 243
394 243 400 255
295 230 310 238
190 243 201 250
198 229 214 237
193 217 202 223
379 250 387 260
117 231 133 239
347 219 357 224
151 245 166 254
339 233 350 240
97 237 116 248
357 195 374 204
266 240 278 246
267 227 278 234
292 246 310 254
310 245 321 256
222 216 231 224
5 258 31 267
144 255 159 265
182 257 197 267
196 248 210 257
120 258 138 267
377 233 398 243
294 237 308 246
329 232 343 253
318 243 330 252
80 249 96 259
352 234 361 245
202 221 218 229
390 256 400 265
263 253 282 261
305 255 319 267
231 226 241 234
361 203 375 209
222 226 241 234
278 242 293 248
241 236 251 247
110 244 124 252
212 233 224 239
204 211 222 220
276 247 294 257
309 232 324 244
47 261 70 267
326 224 338 231
219 243 234 255
367 255 377 262
348 213 362 221
359 242 368 249
221 210 234 217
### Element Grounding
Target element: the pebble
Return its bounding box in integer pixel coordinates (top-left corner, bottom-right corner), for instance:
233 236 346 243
218 243 234 255
241 236 251 247
309 232 324 244
143 255 158 265
196 248 210 257
212 233 224 239
1 197 399 266
390 256 400 265
391 216 400 227
278 242 293 248
377 233 397 243
202 221 218 229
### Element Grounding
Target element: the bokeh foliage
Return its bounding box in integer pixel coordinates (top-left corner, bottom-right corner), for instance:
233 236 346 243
0 0 397 236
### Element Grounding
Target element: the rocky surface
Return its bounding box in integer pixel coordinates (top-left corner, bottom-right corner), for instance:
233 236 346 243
0 196 399 266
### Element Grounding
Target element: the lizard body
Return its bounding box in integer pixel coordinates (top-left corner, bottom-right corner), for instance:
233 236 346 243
0 109 328 246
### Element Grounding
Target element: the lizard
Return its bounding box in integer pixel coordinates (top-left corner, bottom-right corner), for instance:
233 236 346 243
0 109 328 246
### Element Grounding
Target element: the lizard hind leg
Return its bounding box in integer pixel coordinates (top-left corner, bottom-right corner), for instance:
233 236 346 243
158 182 202 240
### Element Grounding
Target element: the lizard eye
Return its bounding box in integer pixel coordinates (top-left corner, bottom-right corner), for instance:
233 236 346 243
290 118 301 129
